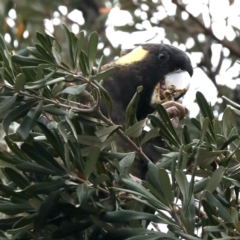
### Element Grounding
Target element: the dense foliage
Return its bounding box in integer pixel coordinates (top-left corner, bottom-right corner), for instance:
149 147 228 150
0 27 240 240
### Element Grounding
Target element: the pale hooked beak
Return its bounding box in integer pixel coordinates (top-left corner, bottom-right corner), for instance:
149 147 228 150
150 70 191 107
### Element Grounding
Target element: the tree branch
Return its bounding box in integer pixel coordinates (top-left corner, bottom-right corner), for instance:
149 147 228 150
171 0 240 58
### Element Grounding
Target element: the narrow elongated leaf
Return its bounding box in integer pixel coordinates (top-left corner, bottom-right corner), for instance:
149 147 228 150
34 190 62 230
205 166 225 193
204 190 232 223
36 32 52 54
104 228 175 240
76 184 89 207
58 83 87 95
125 86 142 128
119 152 135 174
148 114 180 148
16 162 56 175
12 55 48 66
156 104 181 146
175 170 188 211
17 102 43 140
88 31 98 73
196 91 216 142
0 203 34 215
0 94 17 118
37 122 65 161
141 128 159 145
100 210 172 224
4 136 30 162
125 119 147 138
79 50 89 76
0 183 29 200
52 40 62 65
147 164 172 207
84 146 100 179
22 179 65 195
21 142 65 174
63 25 74 69
90 67 114 81
14 73 25 92
43 105 67 116
3 168 30 189
3 100 37 135
121 176 170 211
94 80 113 115
95 125 120 142
35 44 54 62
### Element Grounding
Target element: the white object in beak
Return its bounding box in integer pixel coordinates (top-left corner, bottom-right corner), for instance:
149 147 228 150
165 70 191 91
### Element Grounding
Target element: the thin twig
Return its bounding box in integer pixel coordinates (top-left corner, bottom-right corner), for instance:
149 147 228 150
97 110 151 164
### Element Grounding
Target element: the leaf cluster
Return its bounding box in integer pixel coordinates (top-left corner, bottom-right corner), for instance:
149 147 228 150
0 26 240 240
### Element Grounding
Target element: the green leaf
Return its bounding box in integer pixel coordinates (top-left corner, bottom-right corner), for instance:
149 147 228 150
104 228 176 240
196 91 216 142
182 124 191 145
174 231 200 240
119 152 135 174
199 117 210 145
156 104 181 146
141 128 159 145
36 32 52 54
147 164 173 207
22 179 65 195
52 40 62 65
43 105 67 116
14 73 26 92
34 190 62 230
58 83 87 95
204 190 232 223
2 100 38 135
17 101 43 140
16 162 56 175
76 184 89 207
88 31 98 73
100 210 172 225
0 94 18 119
205 166 225 193
148 114 180 148
0 203 33 215
125 86 142 128
175 170 188 211
90 67 114 82
121 175 170 211
79 50 89 76
3 168 30 189
11 55 48 66
35 44 54 62
63 24 74 69
21 142 65 174
37 122 65 161
4 136 30 162
94 80 113 115
83 146 100 179
193 178 209 194
95 125 120 142
125 119 147 138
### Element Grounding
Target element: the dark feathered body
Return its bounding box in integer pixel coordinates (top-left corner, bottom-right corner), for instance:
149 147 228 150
101 44 193 124
99 44 193 178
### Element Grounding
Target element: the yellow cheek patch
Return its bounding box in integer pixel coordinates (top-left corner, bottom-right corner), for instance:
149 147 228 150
115 46 148 65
